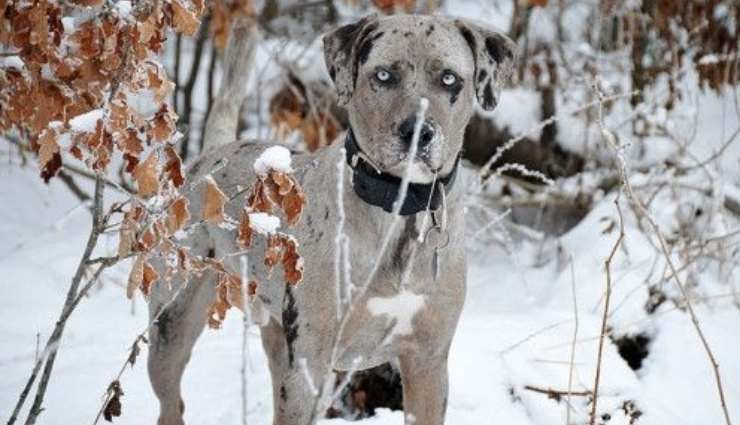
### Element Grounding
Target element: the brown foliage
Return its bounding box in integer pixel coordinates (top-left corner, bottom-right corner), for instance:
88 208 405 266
208 273 257 328
166 197 191 234
102 380 123 422
133 152 160 198
248 170 306 225
202 177 228 224
270 75 343 152
0 0 199 185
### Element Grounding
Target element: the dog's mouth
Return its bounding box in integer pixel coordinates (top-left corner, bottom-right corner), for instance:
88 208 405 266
384 155 439 183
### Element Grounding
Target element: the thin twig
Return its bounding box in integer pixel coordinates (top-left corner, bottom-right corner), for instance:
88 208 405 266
566 256 580 425
524 385 591 399
498 320 569 355
589 197 625 425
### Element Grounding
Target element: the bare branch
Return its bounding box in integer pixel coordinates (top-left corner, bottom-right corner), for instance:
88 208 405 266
589 197 625 425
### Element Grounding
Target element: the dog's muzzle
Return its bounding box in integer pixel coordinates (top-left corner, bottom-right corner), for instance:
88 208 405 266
398 115 435 149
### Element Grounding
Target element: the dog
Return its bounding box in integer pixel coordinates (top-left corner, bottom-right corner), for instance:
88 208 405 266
147 13 515 425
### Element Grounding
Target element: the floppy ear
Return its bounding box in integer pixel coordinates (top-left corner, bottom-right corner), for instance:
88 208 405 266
323 14 380 107
454 19 517 111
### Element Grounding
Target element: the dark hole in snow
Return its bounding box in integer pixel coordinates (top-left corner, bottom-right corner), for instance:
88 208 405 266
327 362 403 420
612 333 651 370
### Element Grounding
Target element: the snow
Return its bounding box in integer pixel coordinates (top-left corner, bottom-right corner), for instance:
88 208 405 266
61 17 75 34
367 290 425 337
69 109 104 133
253 145 293 176
116 0 132 17
1 147 740 425
0 56 24 70
491 87 542 136
698 54 720 65
249 212 280 235
2 2 740 424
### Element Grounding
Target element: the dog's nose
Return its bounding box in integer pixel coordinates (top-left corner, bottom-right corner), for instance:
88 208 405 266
398 116 435 148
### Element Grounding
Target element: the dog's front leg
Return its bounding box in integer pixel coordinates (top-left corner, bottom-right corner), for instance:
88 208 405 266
398 349 451 425
261 292 334 425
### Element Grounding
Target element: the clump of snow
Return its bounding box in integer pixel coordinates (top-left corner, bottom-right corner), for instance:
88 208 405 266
698 54 719 65
69 109 104 133
249 212 280 235
116 0 132 17
0 56 24 70
367 290 425 336
253 146 293 176
61 17 75 34
47 121 63 130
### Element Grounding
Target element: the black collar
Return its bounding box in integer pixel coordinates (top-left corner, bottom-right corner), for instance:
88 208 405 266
344 130 459 216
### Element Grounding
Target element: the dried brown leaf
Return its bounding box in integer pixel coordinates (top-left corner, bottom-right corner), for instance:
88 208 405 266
150 104 176 142
264 234 282 270
207 281 229 329
118 206 143 257
202 177 227 224
40 151 62 183
282 187 305 225
133 151 159 198
171 0 200 36
237 209 252 247
166 197 190 234
126 255 145 299
164 145 185 188
103 380 123 422
141 261 159 296
37 128 60 171
280 235 303 285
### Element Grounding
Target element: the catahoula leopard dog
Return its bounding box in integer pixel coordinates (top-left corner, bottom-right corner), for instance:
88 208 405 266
147 13 515 425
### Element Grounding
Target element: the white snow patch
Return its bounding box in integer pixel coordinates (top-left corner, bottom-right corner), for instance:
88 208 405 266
61 17 75 33
698 54 719 65
254 146 293 176
116 0 132 17
249 212 280 235
69 109 104 133
367 290 425 336
0 56 24 70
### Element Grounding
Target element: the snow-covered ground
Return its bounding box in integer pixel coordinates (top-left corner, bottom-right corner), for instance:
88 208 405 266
2 2 740 423
2 89 739 425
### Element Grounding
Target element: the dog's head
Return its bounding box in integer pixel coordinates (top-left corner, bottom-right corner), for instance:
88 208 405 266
324 14 516 182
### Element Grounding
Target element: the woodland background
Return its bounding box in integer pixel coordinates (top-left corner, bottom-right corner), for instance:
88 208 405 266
1 0 739 424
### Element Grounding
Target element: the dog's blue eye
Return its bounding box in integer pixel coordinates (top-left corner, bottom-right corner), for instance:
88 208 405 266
441 72 457 86
375 69 391 82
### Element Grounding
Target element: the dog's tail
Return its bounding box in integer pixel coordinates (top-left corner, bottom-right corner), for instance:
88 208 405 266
201 19 259 151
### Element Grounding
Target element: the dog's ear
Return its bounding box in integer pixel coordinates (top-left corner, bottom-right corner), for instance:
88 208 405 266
454 19 517 111
323 14 380 107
